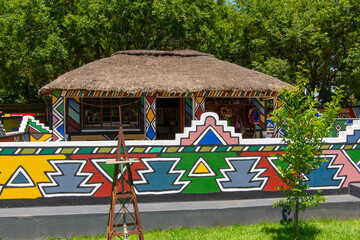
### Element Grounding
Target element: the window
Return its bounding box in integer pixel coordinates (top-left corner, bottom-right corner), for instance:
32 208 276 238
83 98 140 129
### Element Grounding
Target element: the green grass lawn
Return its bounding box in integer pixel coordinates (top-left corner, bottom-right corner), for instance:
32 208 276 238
47 218 359 240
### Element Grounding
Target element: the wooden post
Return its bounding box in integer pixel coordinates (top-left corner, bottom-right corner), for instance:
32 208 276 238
106 106 144 240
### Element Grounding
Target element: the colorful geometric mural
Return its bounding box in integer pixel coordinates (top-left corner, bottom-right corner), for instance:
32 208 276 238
338 107 360 118
140 98 145 133
144 97 156 140
52 91 65 141
58 90 280 98
326 119 353 137
0 121 5 137
0 116 52 142
0 113 360 204
251 98 266 131
193 97 205 120
67 97 81 133
267 107 360 138
185 97 193 127
26 116 53 142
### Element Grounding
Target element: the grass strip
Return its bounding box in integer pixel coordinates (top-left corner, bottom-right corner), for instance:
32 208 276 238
46 217 360 240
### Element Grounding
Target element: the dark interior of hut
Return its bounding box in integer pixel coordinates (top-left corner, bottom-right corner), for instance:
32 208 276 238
205 98 261 138
156 98 181 140
156 98 263 140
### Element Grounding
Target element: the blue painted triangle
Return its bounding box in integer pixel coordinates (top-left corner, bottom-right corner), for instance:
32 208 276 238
267 122 274 128
345 120 353 125
57 124 64 135
13 171 29 184
198 129 223 145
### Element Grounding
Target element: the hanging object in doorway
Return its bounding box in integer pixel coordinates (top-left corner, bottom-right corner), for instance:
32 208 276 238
248 108 260 124
221 106 233 125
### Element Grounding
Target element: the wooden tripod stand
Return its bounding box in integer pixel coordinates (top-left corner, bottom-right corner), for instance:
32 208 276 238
106 106 144 240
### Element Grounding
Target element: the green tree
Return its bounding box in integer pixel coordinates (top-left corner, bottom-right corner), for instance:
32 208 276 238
272 80 343 239
1 0 359 104
234 0 360 105
0 0 67 103
341 43 360 102
0 0 237 103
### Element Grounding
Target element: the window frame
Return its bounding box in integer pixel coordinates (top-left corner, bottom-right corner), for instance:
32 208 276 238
81 97 141 130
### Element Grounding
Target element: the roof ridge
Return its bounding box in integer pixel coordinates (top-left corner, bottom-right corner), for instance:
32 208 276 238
112 49 214 57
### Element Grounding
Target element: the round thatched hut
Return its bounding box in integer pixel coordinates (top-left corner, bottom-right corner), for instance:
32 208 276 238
39 50 291 141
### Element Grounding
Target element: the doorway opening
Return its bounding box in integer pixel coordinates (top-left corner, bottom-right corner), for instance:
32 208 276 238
156 98 180 140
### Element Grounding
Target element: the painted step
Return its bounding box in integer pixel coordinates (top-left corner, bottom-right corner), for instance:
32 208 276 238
349 182 360 198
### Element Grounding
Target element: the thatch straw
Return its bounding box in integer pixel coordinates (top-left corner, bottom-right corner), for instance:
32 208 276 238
39 50 291 96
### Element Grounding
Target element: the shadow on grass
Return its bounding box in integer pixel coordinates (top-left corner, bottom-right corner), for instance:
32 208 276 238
262 220 321 240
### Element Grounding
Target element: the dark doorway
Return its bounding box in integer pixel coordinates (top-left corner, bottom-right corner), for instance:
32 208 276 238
157 98 180 140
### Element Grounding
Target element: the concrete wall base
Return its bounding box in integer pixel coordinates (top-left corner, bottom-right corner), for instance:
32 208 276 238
349 182 360 198
0 195 359 240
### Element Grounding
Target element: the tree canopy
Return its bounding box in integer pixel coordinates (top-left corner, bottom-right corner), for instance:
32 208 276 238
0 0 359 104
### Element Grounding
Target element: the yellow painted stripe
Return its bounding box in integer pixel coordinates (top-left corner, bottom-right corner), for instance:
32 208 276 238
200 147 212 152
232 146 244 151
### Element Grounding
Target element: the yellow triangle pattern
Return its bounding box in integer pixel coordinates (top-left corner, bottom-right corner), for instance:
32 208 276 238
194 162 210 174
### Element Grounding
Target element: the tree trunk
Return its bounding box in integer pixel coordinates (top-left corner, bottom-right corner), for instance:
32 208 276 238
295 201 299 239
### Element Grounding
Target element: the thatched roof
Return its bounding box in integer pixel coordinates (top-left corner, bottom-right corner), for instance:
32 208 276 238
39 50 291 96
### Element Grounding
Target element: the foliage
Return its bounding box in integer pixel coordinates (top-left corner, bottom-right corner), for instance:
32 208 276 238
341 44 360 103
0 0 359 104
234 0 360 106
271 80 343 239
0 0 240 103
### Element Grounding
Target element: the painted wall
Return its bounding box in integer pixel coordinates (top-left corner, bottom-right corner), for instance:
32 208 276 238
267 107 360 137
0 112 360 207
0 121 5 137
0 117 21 132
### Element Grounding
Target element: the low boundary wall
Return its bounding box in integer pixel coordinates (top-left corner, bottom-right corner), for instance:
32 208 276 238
0 113 360 207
